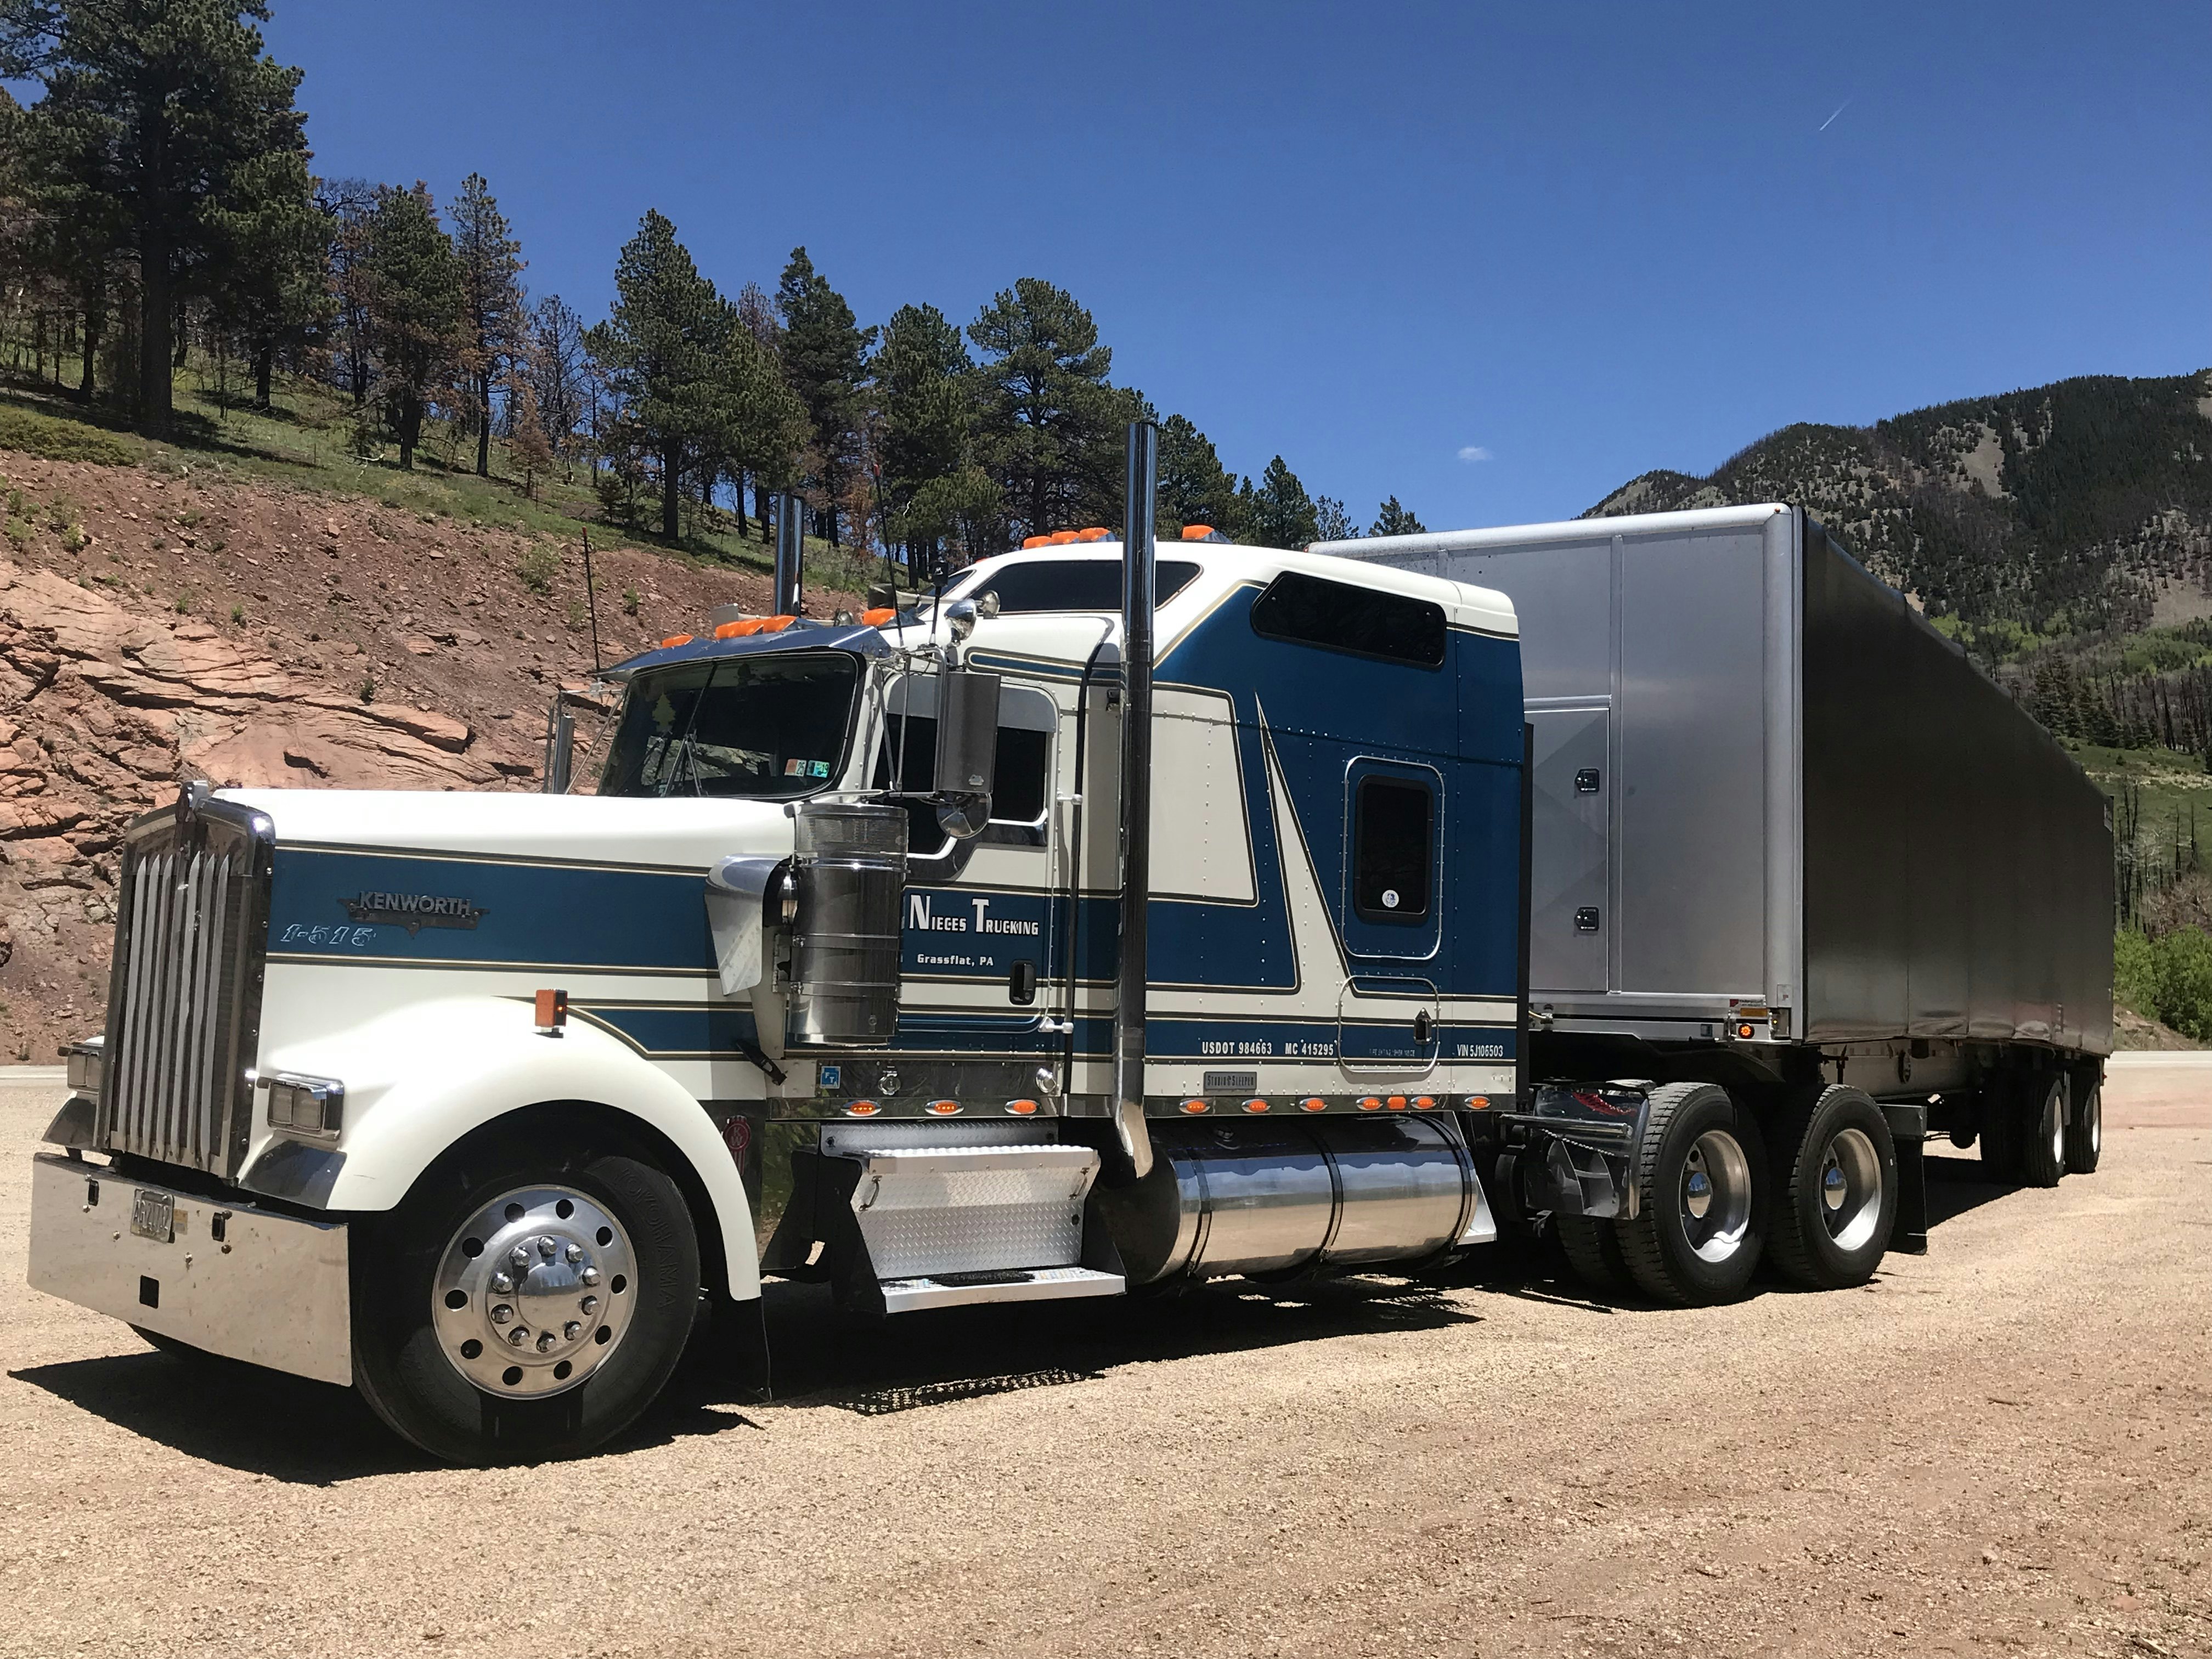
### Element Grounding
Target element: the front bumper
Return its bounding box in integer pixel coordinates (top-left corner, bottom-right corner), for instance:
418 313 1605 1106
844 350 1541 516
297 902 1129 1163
27 1152 352 1386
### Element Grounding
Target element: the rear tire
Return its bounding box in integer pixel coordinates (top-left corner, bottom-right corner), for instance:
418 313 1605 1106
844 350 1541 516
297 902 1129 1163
1616 1082 1765 1306
352 1142 700 1465
2018 1070 2066 1189
2064 1071 2102 1175
1555 1213 1633 1295
1764 1085 1898 1289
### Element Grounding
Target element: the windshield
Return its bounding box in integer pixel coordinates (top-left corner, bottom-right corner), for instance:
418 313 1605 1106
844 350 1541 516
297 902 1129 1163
598 651 859 799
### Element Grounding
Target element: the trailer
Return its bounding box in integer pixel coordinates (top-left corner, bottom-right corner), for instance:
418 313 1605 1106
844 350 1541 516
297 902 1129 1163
24 451 2112 1463
1321 504 2113 1295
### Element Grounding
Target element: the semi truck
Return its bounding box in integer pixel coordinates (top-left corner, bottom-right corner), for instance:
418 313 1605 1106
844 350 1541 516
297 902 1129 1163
26 431 2113 1462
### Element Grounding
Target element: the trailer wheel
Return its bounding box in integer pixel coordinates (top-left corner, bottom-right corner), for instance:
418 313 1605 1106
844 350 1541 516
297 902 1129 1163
2064 1074 2102 1175
1615 1082 1765 1306
352 1143 699 1465
2018 1071 2067 1189
1764 1086 1898 1289
1555 1214 1633 1296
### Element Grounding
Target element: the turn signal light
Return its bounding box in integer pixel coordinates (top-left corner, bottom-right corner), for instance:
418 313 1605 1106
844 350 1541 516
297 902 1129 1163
1181 1099 1209 1114
1299 1097 1327 1112
658 633 693 648
926 1099 962 1115
1005 1098 1039 1115
1242 1098 1269 1114
266 1070 345 1140
846 1101 881 1116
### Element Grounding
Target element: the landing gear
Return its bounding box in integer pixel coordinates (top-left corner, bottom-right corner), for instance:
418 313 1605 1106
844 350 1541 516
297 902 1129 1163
353 1144 699 1464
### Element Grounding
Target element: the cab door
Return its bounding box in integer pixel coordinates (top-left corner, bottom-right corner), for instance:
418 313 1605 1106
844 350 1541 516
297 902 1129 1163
1335 757 1443 1074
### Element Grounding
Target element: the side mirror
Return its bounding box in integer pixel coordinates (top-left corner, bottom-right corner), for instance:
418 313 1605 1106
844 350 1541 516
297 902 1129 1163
932 667 1000 839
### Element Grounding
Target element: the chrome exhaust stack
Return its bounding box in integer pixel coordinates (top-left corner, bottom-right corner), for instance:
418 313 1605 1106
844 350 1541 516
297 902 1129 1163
1113 422 1159 1180
774 490 804 616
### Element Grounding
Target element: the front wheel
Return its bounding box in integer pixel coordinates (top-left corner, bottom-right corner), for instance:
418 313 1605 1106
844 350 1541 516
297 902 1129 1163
1616 1082 1765 1306
352 1143 700 1464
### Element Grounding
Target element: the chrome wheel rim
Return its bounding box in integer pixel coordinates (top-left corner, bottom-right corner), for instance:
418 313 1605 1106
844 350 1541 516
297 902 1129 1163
1817 1126 1883 1252
432 1186 637 1398
2049 1088 2067 1167
1679 1129 1753 1263
2087 1090 2102 1156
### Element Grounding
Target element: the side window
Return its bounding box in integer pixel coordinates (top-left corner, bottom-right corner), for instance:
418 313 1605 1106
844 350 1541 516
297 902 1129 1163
1251 570 1447 668
872 682 1054 844
1353 776 1434 923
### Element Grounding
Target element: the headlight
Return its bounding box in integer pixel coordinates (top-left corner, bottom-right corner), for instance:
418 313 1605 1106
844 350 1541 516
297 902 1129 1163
64 1036 104 1097
266 1072 346 1141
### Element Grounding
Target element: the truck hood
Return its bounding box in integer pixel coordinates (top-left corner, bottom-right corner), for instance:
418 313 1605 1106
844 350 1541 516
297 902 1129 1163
221 787 797 871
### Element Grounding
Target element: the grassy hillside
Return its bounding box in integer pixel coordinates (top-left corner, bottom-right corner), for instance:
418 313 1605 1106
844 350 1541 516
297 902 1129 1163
0 360 891 610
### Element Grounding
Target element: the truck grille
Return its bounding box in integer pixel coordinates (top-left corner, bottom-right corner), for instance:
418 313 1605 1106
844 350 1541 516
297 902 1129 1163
99 790 275 1177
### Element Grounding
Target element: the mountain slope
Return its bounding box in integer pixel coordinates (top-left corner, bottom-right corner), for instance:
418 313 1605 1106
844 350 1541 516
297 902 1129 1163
1586 370 2212 635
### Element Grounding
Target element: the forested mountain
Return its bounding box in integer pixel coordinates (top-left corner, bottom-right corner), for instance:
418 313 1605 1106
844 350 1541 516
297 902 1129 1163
1587 371 2212 644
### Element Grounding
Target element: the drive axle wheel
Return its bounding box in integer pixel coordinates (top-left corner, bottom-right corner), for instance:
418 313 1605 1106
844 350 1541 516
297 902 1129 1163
353 1142 699 1464
2064 1073 2102 1175
1616 1082 1765 1306
1555 1212 1633 1296
1765 1085 1897 1289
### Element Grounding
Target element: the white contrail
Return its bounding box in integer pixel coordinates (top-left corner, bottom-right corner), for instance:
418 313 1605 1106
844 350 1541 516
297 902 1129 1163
1818 99 1850 132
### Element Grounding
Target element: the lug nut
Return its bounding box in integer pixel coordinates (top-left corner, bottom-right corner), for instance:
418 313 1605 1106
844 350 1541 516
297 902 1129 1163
538 1236 557 1259
507 1327 529 1346
490 1303 513 1324
536 1330 557 1352
563 1321 582 1340
580 1267 601 1286
490 1272 513 1295
566 1243 584 1263
580 1295 598 1316
509 1245 531 1271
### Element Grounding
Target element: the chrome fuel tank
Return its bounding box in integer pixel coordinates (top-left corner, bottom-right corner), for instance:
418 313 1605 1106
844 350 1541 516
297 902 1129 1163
1097 1116 1479 1284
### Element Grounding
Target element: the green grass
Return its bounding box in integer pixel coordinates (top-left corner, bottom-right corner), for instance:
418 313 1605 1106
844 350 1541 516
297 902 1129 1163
0 358 893 600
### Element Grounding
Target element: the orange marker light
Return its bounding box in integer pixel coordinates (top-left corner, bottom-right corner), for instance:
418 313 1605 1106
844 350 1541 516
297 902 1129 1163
712 618 757 639
1299 1097 1328 1112
1022 534 1051 550
1412 1096 1436 1111
1242 1098 1269 1114
1005 1098 1040 1116
1048 529 1079 545
861 607 897 625
1358 1097 1383 1111
1737 1023 1756 1040
533 988 568 1033
926 1099 962 1116
1386 1095 1408 1111
1181 1099 1209 1114
1076 527 1111 541
847 1101 881 1116
761 614 797 633
1181 525 1215 541
658 633 693 648
1464 1095 1493 1110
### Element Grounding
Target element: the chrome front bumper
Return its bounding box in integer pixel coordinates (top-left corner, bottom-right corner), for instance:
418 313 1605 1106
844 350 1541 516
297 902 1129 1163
27 1152 352 1386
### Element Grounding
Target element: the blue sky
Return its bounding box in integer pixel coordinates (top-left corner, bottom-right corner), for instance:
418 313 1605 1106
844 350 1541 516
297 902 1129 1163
266 1 2209 529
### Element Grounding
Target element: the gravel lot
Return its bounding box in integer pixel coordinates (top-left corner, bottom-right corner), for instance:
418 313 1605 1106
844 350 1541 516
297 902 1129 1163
1 1063 2205 1659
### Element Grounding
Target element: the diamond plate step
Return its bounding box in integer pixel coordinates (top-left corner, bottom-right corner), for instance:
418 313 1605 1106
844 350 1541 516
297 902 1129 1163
878 1265 1125 1314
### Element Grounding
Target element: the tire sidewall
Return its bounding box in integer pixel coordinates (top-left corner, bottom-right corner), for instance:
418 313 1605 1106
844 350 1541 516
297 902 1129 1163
1643 1085 1766 1301
354 1147 699 1464
1783 1088 1898 1288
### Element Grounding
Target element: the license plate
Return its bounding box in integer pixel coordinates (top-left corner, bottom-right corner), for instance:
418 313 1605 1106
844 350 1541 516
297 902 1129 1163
130 1189 174 1243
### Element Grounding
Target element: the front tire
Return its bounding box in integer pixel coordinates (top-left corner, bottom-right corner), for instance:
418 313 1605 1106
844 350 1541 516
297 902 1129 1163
1765 1085 1898 1289
1616 1082 1765 1306
353 1143 700 1464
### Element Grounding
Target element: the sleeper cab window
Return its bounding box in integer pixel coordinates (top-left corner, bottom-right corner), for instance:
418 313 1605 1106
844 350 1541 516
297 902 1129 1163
1353 775 1434 923
1249 570 1447 668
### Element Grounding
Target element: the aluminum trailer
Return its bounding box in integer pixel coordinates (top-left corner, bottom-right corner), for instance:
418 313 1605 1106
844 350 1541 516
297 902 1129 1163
1323 504 2113 1282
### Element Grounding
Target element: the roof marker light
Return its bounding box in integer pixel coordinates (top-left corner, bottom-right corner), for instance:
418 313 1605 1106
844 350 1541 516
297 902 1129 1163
861 607 898 625
658 633 693 648
761 614 797 633
1076 527 1111 541
713 618 757 640
1048 530 1079 545
1022 534 1051 550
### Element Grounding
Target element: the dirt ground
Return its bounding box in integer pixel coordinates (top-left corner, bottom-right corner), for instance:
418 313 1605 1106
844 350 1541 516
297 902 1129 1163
0 1063 2205 1659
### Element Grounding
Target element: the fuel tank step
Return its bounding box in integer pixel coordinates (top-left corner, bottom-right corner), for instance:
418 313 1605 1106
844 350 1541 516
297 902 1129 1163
878 1265 1125 1314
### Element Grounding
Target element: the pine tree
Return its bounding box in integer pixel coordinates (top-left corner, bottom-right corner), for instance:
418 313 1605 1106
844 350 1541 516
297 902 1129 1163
450 172 524 478
362 183 462 471
775 247 874 545
586 210 730 540
507 375 551 499
205 145 331 407
318 177 381 404
876 302 973 569
968 278 1122 543
1371 495 1426 537
1158 413 1244 539
1312 496 1356 541
1242 456 1320 549
524 294 586 473
1 0 313 426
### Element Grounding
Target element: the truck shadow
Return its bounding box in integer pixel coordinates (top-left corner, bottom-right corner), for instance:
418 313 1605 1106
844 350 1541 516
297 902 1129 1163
1921 1152 2019 1228
8 1348 425 1483
714 1273 1483 1418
